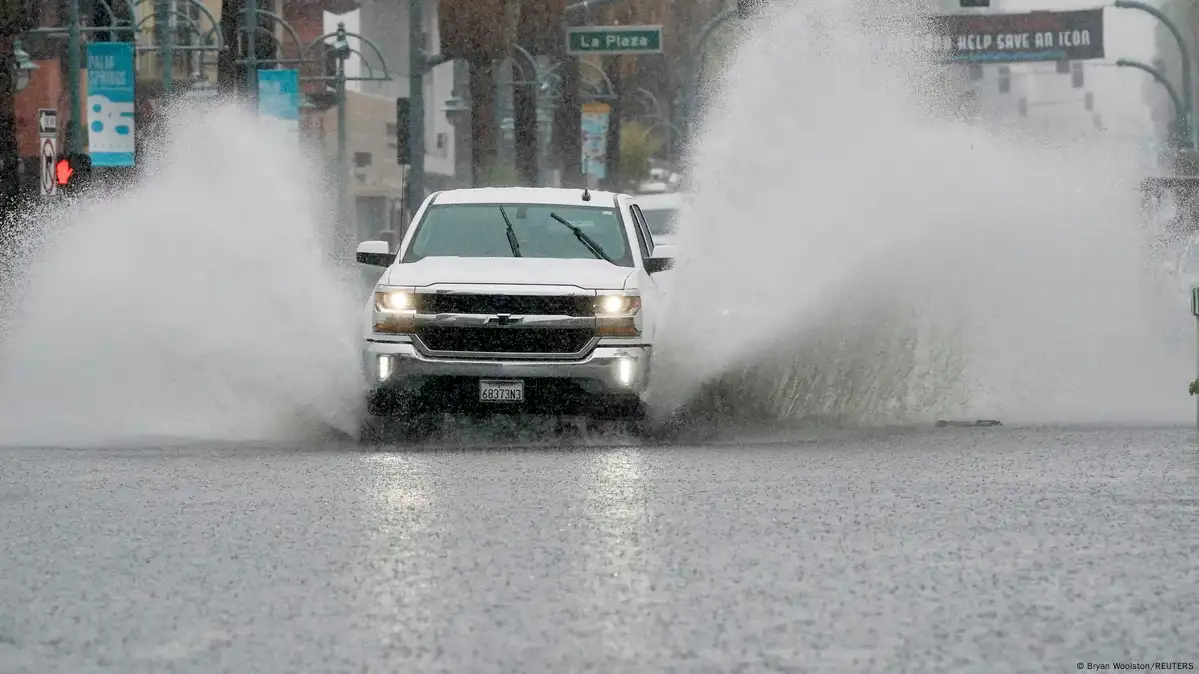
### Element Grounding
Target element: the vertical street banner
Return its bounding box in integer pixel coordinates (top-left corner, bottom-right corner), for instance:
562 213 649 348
923 9 1105 63
580 102 611 182
86 42 136 166
257 69 301 142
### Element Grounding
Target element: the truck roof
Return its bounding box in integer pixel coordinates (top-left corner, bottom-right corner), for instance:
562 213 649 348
431 187 625 207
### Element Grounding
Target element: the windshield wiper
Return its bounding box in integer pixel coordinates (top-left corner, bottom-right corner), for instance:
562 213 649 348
549 212 616 265
499 205 522 257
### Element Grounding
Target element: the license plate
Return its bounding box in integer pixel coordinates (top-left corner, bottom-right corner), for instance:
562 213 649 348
479 379 524 403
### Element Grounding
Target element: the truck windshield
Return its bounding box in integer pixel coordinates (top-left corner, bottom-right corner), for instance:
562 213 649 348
402 203 634 266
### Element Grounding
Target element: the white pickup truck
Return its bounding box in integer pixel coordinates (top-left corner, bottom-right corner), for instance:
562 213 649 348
355 187 676 442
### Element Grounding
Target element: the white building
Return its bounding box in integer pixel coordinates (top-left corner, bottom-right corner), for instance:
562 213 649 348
321 1 458 241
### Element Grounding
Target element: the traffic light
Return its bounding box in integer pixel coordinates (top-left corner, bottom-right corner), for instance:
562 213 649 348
1084 91 1094 111
1018 97 1028 117
1071 61 1084 88
998 65 1010 94
395 97 411 165
968 63 983 81
1056 59 1071 74
960 0 990 6
55 153 91 193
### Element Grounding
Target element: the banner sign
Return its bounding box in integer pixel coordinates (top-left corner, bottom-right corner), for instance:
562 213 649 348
580 102 611 181
86 42 137 166
257 69 301 141
923 8 1105 64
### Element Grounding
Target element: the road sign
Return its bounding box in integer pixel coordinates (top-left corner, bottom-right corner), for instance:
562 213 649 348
566 25 663 56
37 109 57 138
40 137 58 197
924 9 1104 64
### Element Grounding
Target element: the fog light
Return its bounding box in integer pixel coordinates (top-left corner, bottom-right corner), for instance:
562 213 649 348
377 355 393 382
617 358 635 386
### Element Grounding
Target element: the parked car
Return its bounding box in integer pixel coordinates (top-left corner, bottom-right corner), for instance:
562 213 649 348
355 187 676 442
632 190 683 251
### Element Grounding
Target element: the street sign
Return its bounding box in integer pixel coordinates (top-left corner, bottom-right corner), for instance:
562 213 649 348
566 25 663 56
923 9 1104 64
37 109 57 138
40 137 58 197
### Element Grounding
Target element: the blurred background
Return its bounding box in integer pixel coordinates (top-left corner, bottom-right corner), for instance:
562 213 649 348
1 0 1196 243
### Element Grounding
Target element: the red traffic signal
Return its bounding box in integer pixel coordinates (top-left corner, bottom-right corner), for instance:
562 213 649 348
55 158 74 185
54 154 92 190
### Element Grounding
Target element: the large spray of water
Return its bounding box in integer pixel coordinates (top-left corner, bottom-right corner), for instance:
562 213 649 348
0 1 1188 448
650 0 1191 426
0 105 366 446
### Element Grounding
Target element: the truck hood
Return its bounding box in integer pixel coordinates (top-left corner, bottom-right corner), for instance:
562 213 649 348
384 257 635 291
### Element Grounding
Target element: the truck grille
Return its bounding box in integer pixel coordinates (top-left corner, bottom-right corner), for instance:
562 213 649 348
416 327 593 355
416 293 594 317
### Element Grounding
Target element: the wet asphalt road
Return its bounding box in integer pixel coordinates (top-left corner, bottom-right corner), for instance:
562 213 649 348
1 425 1197 674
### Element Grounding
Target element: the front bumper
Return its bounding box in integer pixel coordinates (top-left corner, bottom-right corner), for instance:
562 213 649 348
363 339 651 416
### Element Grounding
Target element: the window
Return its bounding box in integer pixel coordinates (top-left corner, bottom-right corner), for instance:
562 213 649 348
628 205 651 259
639 207 678 236
402 203 634 267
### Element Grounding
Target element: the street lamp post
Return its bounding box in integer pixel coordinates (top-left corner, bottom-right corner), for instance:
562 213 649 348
156 0 174 97
680 7 738 146
332 23 350 226
245 0 258 96
1116 59 1189 149
1113 0 1195 150
298 22 393 231
403 0 453 216
11 39 39 92
65 0 83 154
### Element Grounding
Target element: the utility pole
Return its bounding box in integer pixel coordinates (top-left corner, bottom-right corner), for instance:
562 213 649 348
405 0 450 216
157 0 173 97
66 0 83 155
245 0 258 97
407 0 425 214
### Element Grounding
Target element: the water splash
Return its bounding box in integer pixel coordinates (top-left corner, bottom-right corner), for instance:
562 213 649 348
0 103 367 447
651 0 1190 426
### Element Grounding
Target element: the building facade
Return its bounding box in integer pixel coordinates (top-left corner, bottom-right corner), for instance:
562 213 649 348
313 0 458 243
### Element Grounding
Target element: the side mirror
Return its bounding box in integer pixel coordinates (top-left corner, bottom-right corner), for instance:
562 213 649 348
356 240 393 267
651 243 678 259
644 256 675 274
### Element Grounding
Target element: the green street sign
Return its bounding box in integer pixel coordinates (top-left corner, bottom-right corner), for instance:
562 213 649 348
566 25 663 55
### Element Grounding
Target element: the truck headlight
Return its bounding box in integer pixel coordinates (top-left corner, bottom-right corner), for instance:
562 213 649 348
375 290 413 313
373 288 417 334
595 295 641 337
595 295 640 316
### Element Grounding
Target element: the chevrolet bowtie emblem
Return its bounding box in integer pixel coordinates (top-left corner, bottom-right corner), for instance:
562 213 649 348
488 314 523 326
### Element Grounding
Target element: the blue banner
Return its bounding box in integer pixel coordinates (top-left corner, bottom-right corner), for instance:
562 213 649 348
257 69 300 140
86 42 136 167
580 102 610 181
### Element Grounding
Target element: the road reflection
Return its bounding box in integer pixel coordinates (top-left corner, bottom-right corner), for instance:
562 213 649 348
356 453 442 655
575 447 663 663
